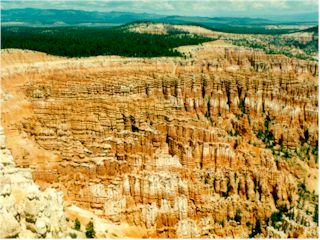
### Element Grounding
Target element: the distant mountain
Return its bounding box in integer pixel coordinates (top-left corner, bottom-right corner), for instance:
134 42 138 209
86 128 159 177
159 15 273 26
1 8 162 26
1 8 276 26
1 8 317 33
299 26 318 33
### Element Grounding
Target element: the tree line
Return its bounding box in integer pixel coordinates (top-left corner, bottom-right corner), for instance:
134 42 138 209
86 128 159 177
1 26 212 58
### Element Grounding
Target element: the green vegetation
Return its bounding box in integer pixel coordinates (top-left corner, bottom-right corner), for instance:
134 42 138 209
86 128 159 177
2 23 315 60
270 204 290 230
74 218 81 231
235 209 242 223
1 26 213 58
171 22 300 35
297 182 318 222
270 211 282 229
204 177 208 184
69 233 77 239
229 129 239 137
312 143 318 163
249 219 262 238
239 99 246 114
298 182 310 200
228 35 318 61
85 221 96 238
256 116 276 151
295 137 318 163
218 220 225 227
314 203 318 225
204 96 211 119
255 115 309 160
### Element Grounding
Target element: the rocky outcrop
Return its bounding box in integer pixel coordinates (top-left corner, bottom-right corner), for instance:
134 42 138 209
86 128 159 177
0 126 68 238
1 41 318 238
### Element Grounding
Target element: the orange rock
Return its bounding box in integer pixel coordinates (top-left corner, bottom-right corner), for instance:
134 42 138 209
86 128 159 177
1 43 318 237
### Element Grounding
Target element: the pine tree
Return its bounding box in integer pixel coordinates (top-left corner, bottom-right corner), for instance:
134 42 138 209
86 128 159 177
85 221 96 238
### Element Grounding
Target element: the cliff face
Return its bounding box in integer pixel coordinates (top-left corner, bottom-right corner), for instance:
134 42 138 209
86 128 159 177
1 42 318 238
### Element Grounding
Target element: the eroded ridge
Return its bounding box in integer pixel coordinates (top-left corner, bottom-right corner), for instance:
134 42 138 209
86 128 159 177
1 42 318 238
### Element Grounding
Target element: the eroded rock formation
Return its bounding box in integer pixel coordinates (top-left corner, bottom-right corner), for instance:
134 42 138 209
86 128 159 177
0 126 68 238
1 41 318 238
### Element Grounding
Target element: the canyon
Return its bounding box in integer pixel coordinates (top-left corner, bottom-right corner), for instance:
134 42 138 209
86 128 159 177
1 37 318 238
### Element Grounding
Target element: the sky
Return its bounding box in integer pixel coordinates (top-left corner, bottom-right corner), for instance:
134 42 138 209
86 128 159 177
1 0 318 18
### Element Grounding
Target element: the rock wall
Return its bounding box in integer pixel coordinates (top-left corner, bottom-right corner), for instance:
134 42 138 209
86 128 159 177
1 42 318 238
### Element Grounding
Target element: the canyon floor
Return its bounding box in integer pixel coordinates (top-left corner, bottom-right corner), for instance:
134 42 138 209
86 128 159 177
0 25 319 238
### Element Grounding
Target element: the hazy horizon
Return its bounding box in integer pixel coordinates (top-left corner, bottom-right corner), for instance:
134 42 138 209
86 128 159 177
1 0 318 20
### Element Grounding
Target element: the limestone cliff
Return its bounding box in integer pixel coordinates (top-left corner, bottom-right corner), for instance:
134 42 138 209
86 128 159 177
1 41 318 238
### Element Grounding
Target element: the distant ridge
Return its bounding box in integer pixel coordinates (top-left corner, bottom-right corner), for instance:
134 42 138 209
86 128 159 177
2 8 317 27
299 26 319 33
1 8 162 26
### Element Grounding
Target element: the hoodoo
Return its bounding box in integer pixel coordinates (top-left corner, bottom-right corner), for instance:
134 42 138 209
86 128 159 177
1 38 318 237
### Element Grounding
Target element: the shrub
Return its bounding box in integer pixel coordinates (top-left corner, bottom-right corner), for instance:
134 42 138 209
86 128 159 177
278 204 288 214
257 129 264 139
255 219 262 234
235 209 242 223
270 204 289 227
204 177 208 184
264 116 271 130
218 220 224 227
69 233 77 239
249 219 262 238
239 99 246 114
234 139 241 149
312 144 318 163
85 221 96 238
298 182 308 198
271 211 281 226
74 218 81 231
314 204 318 225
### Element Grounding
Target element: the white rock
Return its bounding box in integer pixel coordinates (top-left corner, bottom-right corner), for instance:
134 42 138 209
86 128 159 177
35 218 47 236
19 228 36 238
25 200 40 222
0 183 11 196
0 163 4 171
0 212 21 238
0 122 68 238
26 188 40 200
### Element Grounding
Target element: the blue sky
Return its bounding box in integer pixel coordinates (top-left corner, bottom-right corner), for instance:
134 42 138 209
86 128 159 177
1 0 318 18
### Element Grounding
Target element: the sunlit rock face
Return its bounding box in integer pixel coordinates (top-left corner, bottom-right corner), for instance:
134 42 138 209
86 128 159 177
1 42 318 238
0 126 68 238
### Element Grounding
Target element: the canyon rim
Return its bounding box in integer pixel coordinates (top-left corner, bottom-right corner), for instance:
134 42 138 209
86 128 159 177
0 1 319 238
